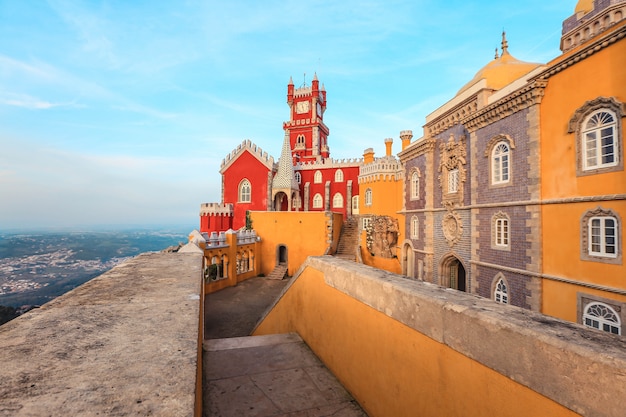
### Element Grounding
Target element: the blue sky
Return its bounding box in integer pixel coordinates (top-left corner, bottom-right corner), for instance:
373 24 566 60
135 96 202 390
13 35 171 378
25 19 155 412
0 0 575 230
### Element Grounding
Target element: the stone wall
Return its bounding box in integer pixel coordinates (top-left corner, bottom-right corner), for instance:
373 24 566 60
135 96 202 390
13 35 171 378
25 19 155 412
255 256 626 417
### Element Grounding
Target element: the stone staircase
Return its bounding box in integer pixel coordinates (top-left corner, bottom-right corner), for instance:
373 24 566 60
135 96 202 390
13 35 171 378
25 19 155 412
266 263 288 280
334 217 360 261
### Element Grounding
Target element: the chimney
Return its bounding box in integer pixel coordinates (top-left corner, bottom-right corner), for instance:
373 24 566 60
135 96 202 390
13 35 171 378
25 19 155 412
400 130 413 150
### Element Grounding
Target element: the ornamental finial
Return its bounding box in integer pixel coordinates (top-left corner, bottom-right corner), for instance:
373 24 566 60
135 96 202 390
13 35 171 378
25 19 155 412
501 30 509 55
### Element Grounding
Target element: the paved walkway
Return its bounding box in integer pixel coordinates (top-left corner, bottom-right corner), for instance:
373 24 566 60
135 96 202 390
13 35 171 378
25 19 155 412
203 276 367 417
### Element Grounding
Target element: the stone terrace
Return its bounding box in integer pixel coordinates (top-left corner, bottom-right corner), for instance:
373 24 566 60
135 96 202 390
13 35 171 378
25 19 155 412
0 252 203 417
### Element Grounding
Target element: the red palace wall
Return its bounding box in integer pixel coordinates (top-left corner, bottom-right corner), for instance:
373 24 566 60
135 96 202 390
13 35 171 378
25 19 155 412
298 165 360 218
222 151 271 230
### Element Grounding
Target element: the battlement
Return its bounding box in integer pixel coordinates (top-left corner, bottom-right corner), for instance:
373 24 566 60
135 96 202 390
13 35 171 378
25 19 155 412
294 157 363 170
359 155 403 183
220 139 274 170
199 202 234 216
293 86 312 97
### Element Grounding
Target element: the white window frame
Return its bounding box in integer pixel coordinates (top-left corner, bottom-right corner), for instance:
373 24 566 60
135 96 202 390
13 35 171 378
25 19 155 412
495 218 509 247
492 142 510 185
410 171 419 200
312 193 323 208
588 216 617 258
448 169 459 194
410 216 419 239
239 179 251 203
364 188 372 206
334 169 344 183
295 172 301 184
494 277 508 304
314 170 322 184
583 302 621 335
582 110 618 171
332 193 344 208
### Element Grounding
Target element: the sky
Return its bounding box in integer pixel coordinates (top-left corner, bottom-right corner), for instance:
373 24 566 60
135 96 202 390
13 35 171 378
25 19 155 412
0 0 576 231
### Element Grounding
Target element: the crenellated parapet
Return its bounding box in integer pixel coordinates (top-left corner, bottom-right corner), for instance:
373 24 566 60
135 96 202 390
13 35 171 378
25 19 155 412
359 156 403 183
294 157 363 170
220 139 275 172
200 203 234 216
293 86 312 98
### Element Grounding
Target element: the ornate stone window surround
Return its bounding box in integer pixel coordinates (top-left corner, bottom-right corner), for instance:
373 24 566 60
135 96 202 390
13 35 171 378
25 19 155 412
484 134 516 187
438 134 467 207
238 178 251 203
568 97 624 177
491 211 511 251
410 215 419 240
410 168 420 200
365 188 373 207
577 293 624 336
491 272 509 304
580 206 622 264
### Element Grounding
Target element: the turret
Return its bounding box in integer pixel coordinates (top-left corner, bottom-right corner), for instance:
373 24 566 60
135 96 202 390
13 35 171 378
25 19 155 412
287 76 294 104
363 148 375 164
400 130 413 151
312 72 319 98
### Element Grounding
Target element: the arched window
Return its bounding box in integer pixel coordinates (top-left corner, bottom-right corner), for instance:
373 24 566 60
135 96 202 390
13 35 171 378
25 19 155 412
583 302 621 335
494 277 508 304
313 193 323 208
492 142 510 184
334 169 344 182
410 216 419 239
295 172 301 184
314 170 322 184
582 110 618 171
295 134 305 149
332 193 343 208
410 171 419 200
239 179 251 203
364 188 372 206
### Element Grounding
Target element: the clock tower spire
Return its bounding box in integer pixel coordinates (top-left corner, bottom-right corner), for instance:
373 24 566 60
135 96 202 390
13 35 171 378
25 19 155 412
283 73 330 164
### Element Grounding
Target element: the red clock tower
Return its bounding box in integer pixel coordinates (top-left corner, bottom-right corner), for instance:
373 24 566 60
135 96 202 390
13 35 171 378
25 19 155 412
284 73 330 164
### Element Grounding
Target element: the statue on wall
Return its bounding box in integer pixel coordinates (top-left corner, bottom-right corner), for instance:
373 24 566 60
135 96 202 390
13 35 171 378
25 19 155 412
365 216 399 258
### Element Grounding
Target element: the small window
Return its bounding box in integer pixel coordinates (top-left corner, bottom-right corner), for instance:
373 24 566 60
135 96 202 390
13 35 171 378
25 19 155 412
448 169 459 194
589 216 617 258
494 277 508 304
495 218 509 247
364 188 372 206
295 172 301 184
583 111 617 171
410 216 419 239
581 207 621 263
334 169 344 183
583 302 621 335
492 142 510 184
239 179 251 203
332 193 344 208
314 170 322 184
410 171 419 200
313 193 323 208
352 195 359 211
492 212 510 250
295 135 306 149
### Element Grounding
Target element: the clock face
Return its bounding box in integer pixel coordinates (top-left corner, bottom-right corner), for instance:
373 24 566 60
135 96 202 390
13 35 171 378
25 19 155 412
296 101 310 114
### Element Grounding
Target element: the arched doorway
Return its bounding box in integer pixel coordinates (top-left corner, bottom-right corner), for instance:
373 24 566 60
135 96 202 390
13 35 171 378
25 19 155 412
276 244 288 266
273 192 288 211
441 256 466 292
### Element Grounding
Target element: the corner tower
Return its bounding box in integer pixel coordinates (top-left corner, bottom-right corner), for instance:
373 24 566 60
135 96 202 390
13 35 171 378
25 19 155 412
284 73 330 164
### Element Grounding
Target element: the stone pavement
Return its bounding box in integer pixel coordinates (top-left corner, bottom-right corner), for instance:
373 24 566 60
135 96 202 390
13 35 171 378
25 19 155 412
203 276 367 417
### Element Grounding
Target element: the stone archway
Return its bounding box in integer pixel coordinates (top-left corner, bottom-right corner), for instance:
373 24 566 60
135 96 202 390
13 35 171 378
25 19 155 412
273 192 289 211
440 255 466 292
276 244 288 266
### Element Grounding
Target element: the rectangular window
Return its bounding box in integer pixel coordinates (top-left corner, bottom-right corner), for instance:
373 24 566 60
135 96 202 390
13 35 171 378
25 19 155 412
448 169 459 193
589 217 617 257
495 218 509 247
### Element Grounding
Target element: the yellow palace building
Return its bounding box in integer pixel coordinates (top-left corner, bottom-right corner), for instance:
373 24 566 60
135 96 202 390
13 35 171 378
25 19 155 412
539 0 626 333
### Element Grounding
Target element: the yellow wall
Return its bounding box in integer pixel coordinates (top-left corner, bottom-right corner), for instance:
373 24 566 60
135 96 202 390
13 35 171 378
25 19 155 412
540 22 626 318
254 266 579 417
251 211 340 276
359 173 404 273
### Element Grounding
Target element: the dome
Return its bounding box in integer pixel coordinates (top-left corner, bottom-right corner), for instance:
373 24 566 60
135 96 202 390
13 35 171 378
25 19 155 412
575 0 594 15
456 32 541 96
